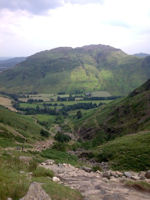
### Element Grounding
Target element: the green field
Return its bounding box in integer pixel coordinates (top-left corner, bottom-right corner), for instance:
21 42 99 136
19 101 109 109
33 114 56 128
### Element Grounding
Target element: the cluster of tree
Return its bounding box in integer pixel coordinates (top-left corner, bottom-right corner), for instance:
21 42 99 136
76 110 82 119
26 92 38 95
13 101 103 115
27 99 43 103
60 102 101 112
13 102 59 115
57 96 75 101
40 129 50 137
54 133 71 143
57 95 121 101
0 92 19 101
38 121 49 129
83 96 121 100
58 92 66 95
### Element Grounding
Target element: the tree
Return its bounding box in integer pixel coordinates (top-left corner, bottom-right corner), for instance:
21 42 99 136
76 110 82 119
40 129 50 137
54 133 71 143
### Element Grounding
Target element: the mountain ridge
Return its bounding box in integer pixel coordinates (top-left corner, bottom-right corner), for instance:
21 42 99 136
133 53 150 58
0 44 149 95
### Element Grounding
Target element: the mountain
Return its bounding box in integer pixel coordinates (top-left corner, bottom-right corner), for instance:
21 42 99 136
0 44 150 95
76 79 150 144
0 57 12 61
133 53 150 58
0 57 26 72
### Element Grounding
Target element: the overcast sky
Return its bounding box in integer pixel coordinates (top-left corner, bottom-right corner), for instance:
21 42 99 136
0 0 150 57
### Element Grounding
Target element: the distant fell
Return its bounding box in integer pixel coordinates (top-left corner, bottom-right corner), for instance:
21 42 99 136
0 57 26 71
0 44 150 95
133 53 150 58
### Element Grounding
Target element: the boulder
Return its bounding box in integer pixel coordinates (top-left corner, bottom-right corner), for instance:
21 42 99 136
81 166 92 173
19 156 32 165
124 172 132 178
145 170 150 179
102 178 109 183
96 170 102 175
110 177 118 182
138 171 145 180
52 177 60 182
110 171 119 178
41 162 46 166
116 171 123 177
131 176 140 181
103 171 111 179
45 159 55 165
20 171 25 174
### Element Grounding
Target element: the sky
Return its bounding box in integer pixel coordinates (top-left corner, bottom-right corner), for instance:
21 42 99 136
0 0 150 57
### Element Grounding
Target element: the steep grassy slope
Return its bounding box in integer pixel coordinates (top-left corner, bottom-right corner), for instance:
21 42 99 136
0 44 150 95
0 106 43 147
95 131 150 171
76 79 150 144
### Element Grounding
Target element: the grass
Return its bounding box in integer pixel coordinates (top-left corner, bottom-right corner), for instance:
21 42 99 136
0 96 17 112
0 105 43 146
33 166 54 178
0 148 83 200
33 114 56 128
34 114 56 122
0 167 30 200
96 132 150 171
41 149 79 166
19 102 43 109
32 177 83 200
0 149 47 199
0 152 31 200
43 180 83 200
91 91 111 97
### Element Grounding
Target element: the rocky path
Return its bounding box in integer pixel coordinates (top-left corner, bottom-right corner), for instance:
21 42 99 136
20 182 51 200
40 161 150 200
31 138 54 152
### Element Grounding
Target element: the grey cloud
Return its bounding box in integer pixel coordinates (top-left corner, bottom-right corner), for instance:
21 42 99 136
0 0 63 14
0 0 103 14
67 0 104 4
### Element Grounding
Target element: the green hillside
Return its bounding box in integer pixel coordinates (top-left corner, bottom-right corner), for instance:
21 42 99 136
0 106 43 147
95 131 150 171
76 79 150 145
0 44 150 95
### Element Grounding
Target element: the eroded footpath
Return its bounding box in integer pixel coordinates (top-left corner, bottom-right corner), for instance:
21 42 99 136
40 160 150 200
